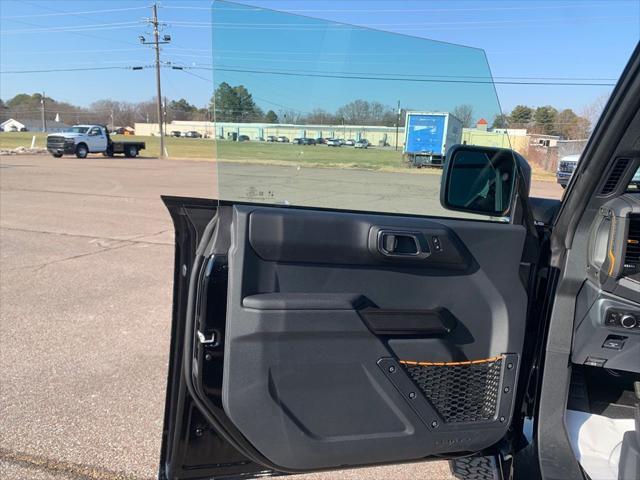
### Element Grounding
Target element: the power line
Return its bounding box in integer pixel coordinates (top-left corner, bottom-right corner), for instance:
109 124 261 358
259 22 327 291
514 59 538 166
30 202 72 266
186 66 617 86
10 1 141 47
161 2 621 14
173 68 211 83
205 56 619 81
3 60 153 69
1 6 147 19
170 15 631 27
2 22 143 34
2 48 146 56
0 66 151 74
165 16 634 31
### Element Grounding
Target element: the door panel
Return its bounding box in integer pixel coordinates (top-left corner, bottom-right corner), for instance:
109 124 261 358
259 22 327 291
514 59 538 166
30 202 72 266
221 205 527 470
161 198 531 478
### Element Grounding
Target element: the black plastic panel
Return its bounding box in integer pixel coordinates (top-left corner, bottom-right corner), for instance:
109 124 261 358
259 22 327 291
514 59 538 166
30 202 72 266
249 207 474 271
572 280 640 373
359 308 456 335
222 205 528 470
243 293 371 310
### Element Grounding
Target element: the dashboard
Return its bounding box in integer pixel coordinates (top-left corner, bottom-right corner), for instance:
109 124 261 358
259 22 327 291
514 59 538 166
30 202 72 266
572 194 640 373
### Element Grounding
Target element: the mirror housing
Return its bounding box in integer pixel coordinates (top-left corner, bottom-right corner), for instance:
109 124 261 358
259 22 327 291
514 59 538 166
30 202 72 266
440 145 530 218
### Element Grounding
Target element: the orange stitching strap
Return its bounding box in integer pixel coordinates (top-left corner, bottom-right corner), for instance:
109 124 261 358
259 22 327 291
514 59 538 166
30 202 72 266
399 355 503 367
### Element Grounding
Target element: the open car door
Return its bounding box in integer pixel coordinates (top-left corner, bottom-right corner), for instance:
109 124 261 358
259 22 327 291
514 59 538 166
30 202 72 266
159 2 541 478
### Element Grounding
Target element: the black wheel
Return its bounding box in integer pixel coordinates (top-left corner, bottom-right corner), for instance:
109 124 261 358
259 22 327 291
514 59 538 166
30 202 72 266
52 153 63 158
124 145 137 158
75 143 88 159
561 184 567 189
450 456 502 480
103 145 114 157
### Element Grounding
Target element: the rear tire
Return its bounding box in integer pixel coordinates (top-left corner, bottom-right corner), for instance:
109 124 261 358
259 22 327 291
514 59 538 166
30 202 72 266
124 145 137 158
52 153 63 158
75 144 88 159
450 456 502 480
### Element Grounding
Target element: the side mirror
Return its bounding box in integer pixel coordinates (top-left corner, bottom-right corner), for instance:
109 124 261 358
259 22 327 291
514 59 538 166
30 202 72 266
440 145 530 217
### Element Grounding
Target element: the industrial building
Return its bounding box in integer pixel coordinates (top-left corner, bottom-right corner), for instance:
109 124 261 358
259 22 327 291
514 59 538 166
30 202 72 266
135 120 404 148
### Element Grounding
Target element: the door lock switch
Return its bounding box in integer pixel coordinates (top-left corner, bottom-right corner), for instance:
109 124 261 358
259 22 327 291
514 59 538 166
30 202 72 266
432 236 442 252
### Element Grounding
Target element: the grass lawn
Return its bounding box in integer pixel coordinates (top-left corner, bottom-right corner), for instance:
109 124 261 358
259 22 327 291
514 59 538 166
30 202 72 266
216 140 407 170
0 131 48 149
0 132 556 180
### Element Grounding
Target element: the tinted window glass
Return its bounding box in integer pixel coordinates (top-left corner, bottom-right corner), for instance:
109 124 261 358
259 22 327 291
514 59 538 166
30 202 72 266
212 1 514 220
627 166 640 193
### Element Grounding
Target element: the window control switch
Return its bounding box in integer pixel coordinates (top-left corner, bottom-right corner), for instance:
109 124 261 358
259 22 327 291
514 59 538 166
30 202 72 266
602 335 626 351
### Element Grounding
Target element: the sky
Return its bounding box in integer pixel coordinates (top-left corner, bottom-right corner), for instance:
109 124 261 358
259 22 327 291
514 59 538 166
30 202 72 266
1 0 639 119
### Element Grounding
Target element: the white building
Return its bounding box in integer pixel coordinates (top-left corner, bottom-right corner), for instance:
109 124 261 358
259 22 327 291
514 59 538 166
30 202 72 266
0 118 70 133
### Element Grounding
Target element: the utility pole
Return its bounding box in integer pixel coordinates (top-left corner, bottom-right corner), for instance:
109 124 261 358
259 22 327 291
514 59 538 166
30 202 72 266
110 109 114 131
395 100 400 151
41 92 47 132
163 96 168 134
140 3 170 158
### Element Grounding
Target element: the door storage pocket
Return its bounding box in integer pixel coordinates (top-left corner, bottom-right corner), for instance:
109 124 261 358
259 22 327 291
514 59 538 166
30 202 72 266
400 356 503 424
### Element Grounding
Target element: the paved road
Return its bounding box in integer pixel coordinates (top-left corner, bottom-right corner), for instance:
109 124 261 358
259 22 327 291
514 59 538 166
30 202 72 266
0 154 562 479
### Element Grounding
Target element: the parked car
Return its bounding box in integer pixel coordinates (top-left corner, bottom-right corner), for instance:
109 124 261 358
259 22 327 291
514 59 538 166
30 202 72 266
266 135 277 142
556 154 580 188
170 131 181 137
276 136 290 143
557 153 640 188
326 138 342 147
238 135 250 142
354 139 370 149
184 131 202 138
315 137 326 144
292 138 303 144
300 138 316 145
345 139 356 146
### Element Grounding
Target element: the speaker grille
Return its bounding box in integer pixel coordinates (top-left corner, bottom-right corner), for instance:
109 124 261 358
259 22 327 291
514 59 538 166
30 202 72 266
401 356 503 424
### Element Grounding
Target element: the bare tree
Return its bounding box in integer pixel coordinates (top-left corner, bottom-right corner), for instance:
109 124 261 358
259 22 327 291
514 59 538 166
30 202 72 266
304 108 336 125
581 93 610 129
335 100 394 125
452 104 474 128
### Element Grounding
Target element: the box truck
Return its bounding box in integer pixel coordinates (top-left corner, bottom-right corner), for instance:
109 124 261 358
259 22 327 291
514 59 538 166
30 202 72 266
403 112 463 167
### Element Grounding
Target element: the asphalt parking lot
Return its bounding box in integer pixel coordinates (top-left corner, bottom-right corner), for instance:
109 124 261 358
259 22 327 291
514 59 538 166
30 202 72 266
0 154 563 479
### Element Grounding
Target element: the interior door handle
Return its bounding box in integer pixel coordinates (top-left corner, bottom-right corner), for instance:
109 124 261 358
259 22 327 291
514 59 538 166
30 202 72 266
377 230 430 258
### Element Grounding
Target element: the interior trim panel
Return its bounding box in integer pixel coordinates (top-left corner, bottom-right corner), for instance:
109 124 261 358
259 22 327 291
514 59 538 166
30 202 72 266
222 205 528 470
